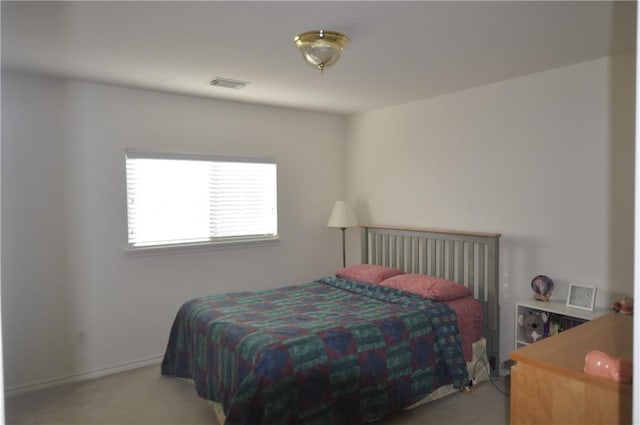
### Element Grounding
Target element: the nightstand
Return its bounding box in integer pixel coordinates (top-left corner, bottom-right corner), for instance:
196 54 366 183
515 298 608 349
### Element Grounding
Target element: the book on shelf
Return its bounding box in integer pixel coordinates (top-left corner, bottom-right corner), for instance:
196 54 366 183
544 313 588 338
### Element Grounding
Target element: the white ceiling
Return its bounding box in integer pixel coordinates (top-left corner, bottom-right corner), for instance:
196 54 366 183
1 1 636 115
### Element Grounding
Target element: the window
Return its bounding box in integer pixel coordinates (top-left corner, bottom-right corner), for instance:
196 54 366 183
126 151 278 250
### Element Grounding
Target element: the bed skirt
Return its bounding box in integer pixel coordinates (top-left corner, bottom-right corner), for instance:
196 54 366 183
207 337 489 424
401 336 489 410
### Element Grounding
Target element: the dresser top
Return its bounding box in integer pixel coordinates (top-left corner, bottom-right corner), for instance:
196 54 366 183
510 313 633 387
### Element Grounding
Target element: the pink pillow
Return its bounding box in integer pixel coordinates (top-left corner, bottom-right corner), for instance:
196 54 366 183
336 264 404 284
379 273 471 301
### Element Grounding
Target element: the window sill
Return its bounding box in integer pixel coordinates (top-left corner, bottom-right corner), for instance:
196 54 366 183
124 236 281 256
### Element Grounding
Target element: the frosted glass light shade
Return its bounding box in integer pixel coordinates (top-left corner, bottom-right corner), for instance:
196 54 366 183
294 30 349 72
327 201 359 228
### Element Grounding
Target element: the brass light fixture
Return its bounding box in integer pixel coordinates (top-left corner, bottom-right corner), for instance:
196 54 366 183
294 30 349 73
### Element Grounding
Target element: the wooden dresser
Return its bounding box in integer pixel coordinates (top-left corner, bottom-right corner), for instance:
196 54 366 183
509 313 632 425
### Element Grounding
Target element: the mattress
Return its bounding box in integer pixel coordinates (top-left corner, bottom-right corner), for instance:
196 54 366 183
442 297 483 362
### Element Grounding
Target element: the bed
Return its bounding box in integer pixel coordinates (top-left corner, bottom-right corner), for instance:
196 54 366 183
359 225 501 372
161 225 501 425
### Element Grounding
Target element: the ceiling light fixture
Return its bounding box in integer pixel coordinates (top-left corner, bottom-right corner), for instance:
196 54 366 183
294 30 349 73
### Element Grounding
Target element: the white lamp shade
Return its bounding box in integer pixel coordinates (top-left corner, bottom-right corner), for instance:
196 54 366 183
327 201 359 228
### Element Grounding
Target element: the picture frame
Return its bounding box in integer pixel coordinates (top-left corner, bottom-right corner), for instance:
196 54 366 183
566 283 597 311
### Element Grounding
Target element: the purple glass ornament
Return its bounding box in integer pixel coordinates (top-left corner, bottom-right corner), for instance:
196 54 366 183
531 275 554 301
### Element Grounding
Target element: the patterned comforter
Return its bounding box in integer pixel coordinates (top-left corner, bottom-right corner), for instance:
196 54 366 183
161 277 468 425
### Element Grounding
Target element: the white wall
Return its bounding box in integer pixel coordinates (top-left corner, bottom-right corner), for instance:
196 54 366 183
346 53 635 367
1 72 347 391
2 53 635 391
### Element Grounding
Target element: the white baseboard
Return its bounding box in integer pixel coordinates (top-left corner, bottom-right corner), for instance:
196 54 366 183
4 354 164 398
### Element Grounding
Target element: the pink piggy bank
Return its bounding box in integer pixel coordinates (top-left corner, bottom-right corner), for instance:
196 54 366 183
583 350 632 383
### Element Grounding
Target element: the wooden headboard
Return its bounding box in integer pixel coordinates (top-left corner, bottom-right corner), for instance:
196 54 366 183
360 224 501 373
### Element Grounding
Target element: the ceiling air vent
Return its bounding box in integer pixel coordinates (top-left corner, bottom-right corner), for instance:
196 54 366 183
209 77 250 90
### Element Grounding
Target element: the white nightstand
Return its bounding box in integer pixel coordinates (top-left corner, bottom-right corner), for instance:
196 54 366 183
515 298 609 349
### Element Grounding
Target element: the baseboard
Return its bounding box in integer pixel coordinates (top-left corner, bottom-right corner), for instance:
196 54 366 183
4 353 164 398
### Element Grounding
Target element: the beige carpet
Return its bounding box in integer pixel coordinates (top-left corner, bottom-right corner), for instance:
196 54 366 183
6 365 509 425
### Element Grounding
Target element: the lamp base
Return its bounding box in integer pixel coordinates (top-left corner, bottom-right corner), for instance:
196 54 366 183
340 227 346 268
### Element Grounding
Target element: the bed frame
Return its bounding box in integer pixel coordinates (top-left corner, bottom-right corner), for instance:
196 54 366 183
360 224 501 374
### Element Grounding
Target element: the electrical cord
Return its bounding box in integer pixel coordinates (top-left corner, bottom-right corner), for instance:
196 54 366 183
474 357 510 396
467 346 510 397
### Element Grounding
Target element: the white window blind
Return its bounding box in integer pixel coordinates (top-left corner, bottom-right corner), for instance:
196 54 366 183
126 151 277 249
